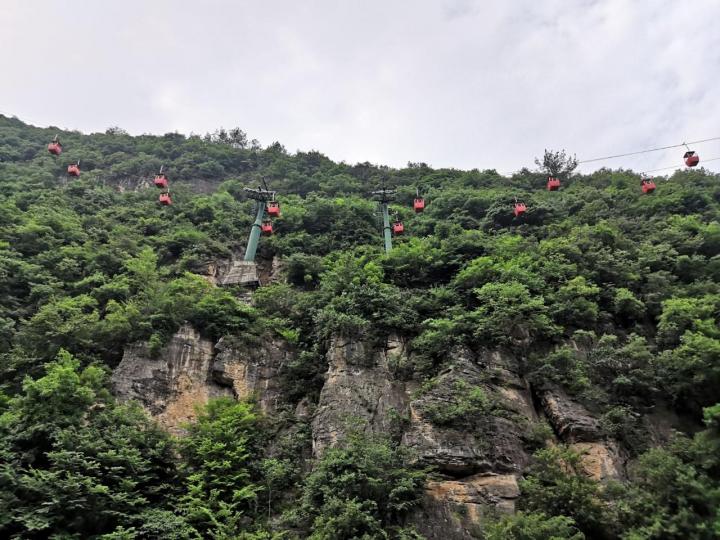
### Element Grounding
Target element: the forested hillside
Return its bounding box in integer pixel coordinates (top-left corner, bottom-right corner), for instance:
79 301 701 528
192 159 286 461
0 113 719 539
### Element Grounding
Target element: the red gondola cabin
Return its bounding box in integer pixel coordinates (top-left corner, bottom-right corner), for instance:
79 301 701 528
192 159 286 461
547 177 561 191
393 221 404 235
684 151 700 167
67 163 80 177
413 198 425 213
261 220 273 235
48 142 62 156
641 179 656 194
514 202 527 217
267 201 280 217
154 174 169 189
159 192 172 205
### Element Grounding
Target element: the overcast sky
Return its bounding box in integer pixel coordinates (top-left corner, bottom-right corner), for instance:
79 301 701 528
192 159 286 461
2 0 719 174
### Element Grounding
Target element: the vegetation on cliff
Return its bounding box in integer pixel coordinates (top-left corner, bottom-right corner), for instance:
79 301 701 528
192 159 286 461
0 114 719 538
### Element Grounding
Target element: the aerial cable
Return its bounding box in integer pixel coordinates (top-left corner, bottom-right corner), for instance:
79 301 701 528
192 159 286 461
643 156 720 174
578 136 720 164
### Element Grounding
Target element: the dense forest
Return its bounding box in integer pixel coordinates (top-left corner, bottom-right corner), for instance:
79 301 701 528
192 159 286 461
0 113 719 539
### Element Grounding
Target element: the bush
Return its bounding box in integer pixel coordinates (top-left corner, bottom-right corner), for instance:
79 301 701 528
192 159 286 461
484 511 584 540
300 435 426 537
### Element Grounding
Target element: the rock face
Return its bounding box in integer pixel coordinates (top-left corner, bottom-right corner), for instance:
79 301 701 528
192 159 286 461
311 343 539 539
409 473 520 539
211 337 290 414
111 324 232 433
538 386 625 481
539 387 601 442
311 337 409 456
112 324 628 537
112 324 289 432
402 349 535 477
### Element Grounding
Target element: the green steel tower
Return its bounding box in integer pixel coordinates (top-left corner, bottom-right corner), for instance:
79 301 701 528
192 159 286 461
242 185 276 262
371 187 396 253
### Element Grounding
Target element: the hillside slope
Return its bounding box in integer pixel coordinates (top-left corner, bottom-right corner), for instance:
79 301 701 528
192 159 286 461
1 115 719 539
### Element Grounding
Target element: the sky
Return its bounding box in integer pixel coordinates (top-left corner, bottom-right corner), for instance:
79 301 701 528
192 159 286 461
1 0 719 174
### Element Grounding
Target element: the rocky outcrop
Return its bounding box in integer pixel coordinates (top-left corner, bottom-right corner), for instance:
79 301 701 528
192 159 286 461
112 324 290 432
539 387 601 442
211 337 290 414
570 441 625 481
112 319 631 535
312 342 536 538
402 349 535 476
111 324 232 433
538 386 625 480
311 337 409 456
410 473 520 539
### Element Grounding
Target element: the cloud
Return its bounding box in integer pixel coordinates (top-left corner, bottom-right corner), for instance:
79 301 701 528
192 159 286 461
1 0 718 174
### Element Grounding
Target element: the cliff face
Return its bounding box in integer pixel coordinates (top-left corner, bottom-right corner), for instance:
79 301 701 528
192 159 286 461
111 324 290 433
112 325 625 538
111 324 231 434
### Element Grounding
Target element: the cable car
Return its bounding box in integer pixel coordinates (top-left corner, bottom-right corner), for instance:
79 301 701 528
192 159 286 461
641 178 656 194
154 166 169 188
393 221 404 235
47 136 62 156
547 177 561 191
67 162 80 177
261 220 273 235
514 202 527 217
154 174 168 189
413 188 425 213
267 201 280 217
684 150 700 167
159 192 172 205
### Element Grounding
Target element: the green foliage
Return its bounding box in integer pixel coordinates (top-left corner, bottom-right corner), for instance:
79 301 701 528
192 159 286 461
471 281 559 345
606 415 720 540
0 351 181 538
421 380 493 427
658 330 720 412
179 398 262 536
299 435 426 538
485 511 584 540
1 116 720 539
519 447 606 536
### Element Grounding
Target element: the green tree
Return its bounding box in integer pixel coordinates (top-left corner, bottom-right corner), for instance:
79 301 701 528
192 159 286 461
519 447 606 537
179 398 262 537
0 351 181 538
300 435 426 538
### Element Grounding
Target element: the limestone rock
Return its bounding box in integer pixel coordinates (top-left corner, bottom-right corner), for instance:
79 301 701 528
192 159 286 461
410 473 520 539
539 387 602 442
570 441 625 481
538 386 627 480
211 337 290 414
311 337 409 457
402 350 534 476
111 324 232 434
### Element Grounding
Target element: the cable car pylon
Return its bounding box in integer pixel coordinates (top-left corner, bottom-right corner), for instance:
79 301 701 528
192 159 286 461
243 179 278 263
371 185 396 253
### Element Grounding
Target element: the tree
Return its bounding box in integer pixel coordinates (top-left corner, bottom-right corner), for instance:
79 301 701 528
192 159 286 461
179 398 262 536
519 447 606 537
535 149 578 177
485 512 585 540
300 435 426 538
0 351 181 538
